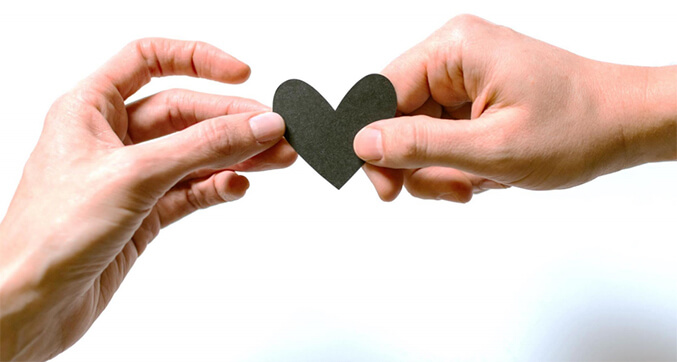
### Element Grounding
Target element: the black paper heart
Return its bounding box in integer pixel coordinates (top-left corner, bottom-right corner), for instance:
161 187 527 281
273 74 397 189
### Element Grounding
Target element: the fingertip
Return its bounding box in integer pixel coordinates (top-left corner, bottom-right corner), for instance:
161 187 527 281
232 63 252 84
218 60 251 84
404 167 474 203
278 140 299 168
210 47 251 84
232 172 250 191
381 51 432 114
249 112 286 144
363 164 404 202
354 126 384 162
218 172 250 202
379 187 402 202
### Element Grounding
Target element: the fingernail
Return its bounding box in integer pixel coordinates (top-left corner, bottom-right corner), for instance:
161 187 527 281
437 192 471 203
354 128 383 161
437 193 461 202
477 180 509 191
249 112 285 143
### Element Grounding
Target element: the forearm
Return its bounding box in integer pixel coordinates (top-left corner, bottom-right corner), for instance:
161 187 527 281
595 63 677 170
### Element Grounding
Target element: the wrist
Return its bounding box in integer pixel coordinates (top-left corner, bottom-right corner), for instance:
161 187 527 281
642 66 677 162
1 219 54 361
594 63 677 168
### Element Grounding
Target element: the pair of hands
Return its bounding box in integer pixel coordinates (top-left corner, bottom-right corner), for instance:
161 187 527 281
1 15 675 361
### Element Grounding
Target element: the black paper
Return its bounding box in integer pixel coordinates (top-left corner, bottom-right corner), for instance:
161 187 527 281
273 74 397 189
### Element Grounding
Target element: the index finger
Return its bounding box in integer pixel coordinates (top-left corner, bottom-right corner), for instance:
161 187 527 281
382 15 495 114
94 38 251 100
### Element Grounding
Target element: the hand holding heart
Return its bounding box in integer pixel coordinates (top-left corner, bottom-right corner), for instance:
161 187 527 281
2 15 676 362
0 38 296 361
274 74 396 189
354 15 676 202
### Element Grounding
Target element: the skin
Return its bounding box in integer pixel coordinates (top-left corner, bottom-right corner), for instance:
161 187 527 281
1 15 676 362
354 15 677 202
0 38 296 361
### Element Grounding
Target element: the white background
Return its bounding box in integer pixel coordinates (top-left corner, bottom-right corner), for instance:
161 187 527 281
1 0 676 361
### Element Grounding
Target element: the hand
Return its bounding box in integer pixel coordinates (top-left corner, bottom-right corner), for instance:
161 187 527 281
354 15 677 202
0 38 296 361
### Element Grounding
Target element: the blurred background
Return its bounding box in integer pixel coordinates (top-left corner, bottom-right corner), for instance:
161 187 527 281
1 0 675 361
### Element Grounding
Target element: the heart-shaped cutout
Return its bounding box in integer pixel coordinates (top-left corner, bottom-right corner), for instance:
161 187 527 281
273 74 397 189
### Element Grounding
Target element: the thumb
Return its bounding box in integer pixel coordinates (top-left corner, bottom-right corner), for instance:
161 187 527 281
131 111 285 188
353 111 516 176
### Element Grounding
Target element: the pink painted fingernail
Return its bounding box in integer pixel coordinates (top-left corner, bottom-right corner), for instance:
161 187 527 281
354 128 383 161
249 112 285 143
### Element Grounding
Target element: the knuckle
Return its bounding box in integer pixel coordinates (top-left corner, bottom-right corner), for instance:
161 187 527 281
162 89 193 130
196 119 237 158
190 40 209 54
163 87 190 99
402 176 429 199
163 88 193 109
225 96 267 114
443 14 491 43
45 93 73 119
128 38 164 77
184 184 207 210
136 217 160 247
49 89 102 125
126 38 148 49
403 177 435 200
211 176 229 204
404 186 429 200
67 77 122 116
70 80 100 103
125 38 153 60
390 120 428 165
185 41 200 76
185 176 223 210
404 175 473 203
127 37 159 53
447 14 485 31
